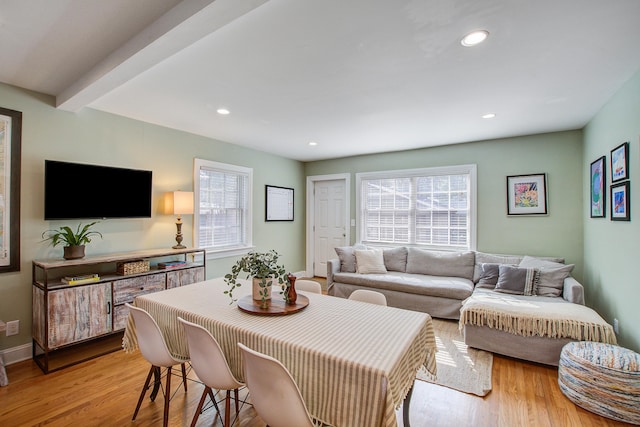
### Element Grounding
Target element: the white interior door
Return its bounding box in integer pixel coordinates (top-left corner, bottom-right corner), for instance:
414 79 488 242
313 179 347 277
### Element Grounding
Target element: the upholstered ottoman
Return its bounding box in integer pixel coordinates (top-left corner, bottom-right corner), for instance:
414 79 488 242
558 341 640 425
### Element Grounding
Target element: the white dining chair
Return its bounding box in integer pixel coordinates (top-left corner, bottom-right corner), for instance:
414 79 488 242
238 343 315 427
348 289 387 306
126 303 189 427
294 279 322 294
178 317 244 427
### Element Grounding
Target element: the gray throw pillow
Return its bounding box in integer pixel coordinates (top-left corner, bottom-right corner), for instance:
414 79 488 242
473 252 524 282
495 265 538 296
518 256 574 297
476 263 501 289
334 246 356 273
383 247 408 272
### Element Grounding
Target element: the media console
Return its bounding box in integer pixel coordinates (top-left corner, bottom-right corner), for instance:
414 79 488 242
32 247 205 373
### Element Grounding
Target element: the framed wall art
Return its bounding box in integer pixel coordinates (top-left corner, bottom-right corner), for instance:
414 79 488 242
610 142 629 182
265 185 294 221
610 181 630 221
0 107 22 273
506 173 548 215
590 156 606 218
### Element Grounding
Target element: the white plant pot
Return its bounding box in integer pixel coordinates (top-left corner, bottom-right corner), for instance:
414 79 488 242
252 277 273 301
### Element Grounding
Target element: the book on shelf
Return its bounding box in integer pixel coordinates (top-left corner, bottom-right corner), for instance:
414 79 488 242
61 275 100 285
158 261 188 269
63 273 99 282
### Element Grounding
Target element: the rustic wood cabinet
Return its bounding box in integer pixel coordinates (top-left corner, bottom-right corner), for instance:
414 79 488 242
32 247 206 373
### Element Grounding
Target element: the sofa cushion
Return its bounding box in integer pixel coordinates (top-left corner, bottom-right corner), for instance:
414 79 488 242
335 246 357 273
519 256 574 297
495 265 538 296
355 249 387 274
473 252 524 282
333 271 474 300
406 248 475 281
476 263 501 289
383 247 408 272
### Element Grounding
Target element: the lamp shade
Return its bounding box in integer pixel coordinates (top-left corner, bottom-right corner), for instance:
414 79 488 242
165 191 194 215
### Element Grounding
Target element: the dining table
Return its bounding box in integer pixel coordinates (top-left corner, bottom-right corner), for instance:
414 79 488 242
122 278 437 427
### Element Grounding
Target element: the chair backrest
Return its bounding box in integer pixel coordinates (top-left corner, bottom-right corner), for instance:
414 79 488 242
126 303 179 367
238 343 314 427
348 289 387 306
178 317 242 390
294 279 322 294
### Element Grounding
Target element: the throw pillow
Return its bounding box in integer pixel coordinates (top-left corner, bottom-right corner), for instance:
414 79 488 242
334 246 357 273
354 249 387 274
495 265 538 296
476 263 501 289
518 256 574 297
383 247 408 272
406 248 475 281
473 252 524 282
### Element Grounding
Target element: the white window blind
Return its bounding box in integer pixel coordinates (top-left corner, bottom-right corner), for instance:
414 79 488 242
356 165 476 250
194 159 252 256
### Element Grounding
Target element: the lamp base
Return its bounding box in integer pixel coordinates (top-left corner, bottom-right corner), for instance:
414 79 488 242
173 217 185 249
172 244 186 249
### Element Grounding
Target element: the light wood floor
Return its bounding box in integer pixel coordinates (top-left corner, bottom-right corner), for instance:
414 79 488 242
0 344 633 427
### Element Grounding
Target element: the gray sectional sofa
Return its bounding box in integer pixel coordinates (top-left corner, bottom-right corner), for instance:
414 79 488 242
327 246 616 365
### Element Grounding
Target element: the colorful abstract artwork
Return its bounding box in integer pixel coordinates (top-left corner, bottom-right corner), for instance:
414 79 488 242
611 181 630 221
590 156 606 218
507 174 547 215
611 142 629 182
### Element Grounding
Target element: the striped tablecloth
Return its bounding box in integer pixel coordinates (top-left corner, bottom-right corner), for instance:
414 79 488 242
123 278 436 427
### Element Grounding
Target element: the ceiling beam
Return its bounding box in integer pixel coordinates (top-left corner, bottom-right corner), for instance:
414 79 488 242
56 0 269 112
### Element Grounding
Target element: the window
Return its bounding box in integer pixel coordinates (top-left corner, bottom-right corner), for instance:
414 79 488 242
194 159 253 258
356 165 476 251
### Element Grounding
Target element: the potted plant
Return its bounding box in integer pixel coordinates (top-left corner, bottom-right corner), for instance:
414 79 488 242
41 221 103 260
224 250 289 307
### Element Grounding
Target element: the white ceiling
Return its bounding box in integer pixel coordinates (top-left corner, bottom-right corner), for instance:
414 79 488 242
2 0 640 162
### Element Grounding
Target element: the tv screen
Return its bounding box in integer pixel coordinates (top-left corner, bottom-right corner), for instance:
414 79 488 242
44 160 153 220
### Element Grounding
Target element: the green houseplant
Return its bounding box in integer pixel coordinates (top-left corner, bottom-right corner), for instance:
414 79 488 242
41 221 103 260
224 250 289 306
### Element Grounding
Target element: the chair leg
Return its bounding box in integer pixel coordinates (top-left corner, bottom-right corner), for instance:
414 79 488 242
163 366 172 427
234 388 239 415
132 365 155 421
190 387 210 427
181 362 188 392
224 389 231 427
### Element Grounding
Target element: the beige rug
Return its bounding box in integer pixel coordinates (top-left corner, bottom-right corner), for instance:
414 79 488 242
416 318 493 396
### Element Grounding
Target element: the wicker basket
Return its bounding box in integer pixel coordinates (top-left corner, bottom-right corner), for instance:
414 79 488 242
116 260 150 275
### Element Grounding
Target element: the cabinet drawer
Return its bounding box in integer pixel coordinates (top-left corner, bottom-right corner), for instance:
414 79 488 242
113 304 130 331
113 273 166 305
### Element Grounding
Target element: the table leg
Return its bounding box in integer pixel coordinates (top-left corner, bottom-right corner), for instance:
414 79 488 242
403 383 414 427
150 366 161 401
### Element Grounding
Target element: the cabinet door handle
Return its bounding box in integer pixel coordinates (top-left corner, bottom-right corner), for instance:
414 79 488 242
140 287 144 290
107 301 111 314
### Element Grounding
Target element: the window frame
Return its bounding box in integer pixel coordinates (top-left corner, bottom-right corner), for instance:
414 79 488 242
355 164 477 251
193 158 253 260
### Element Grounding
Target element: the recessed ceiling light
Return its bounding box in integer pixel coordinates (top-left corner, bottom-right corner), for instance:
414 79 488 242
482 113 496 119
461 30 489 47
216 108 230 115
308 141 318 146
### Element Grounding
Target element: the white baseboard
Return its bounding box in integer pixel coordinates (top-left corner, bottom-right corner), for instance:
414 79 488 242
1 343 32 365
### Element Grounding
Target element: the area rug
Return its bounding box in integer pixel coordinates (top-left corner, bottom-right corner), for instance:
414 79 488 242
416 318 493 396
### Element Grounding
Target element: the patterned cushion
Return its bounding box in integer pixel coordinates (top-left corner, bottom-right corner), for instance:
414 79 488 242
558 341 640 424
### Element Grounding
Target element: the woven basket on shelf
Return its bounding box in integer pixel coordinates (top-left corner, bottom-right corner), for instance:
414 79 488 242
116 260 150 275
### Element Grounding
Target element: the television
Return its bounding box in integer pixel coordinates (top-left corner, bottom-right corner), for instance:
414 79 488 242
44 160 153 220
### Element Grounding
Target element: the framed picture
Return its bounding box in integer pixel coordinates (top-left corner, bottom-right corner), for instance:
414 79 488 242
265 185 294 221
610 142 629 182
506 173 548 215
0 107 22 273
590 156 606 218
610 181 630 221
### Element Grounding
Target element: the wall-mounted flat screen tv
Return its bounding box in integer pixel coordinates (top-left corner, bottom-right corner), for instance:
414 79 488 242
44 160 153 220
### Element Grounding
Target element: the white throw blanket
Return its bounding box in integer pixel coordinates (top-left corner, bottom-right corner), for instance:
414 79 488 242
460 290 617 344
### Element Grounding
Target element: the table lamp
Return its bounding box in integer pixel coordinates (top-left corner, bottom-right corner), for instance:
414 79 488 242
165 191 194 249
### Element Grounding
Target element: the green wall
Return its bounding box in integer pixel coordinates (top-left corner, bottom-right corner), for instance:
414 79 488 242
583 69 640 352
0 83 306 351
305 131 584 280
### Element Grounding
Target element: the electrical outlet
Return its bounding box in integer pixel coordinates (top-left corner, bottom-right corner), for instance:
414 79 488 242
6 320 19 336
613 318 619 334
